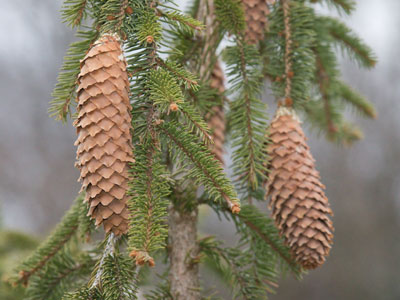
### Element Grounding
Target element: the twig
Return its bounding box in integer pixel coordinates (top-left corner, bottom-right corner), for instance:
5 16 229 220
90 233 116 289
282 0 293 104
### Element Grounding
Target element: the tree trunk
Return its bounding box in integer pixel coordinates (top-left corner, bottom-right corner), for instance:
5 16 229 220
168 206 200 300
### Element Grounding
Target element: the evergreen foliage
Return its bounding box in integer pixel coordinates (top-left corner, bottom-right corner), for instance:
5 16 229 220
213 0 270 203
265 1 316 108
49 29 97 121
13 196 86 287
101 253 138 299
8 0 376 299
262 0 376 144
0 229 38 299
61 0 89 27
128 138 170 265
315 0 355 15
214 0 246 35
224 42 269 200
25 251 94 300
159 121 240 209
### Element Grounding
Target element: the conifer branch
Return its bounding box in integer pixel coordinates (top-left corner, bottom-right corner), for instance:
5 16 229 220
306 16 376 144
328 0 355 14
202 244 253 300
27 252 94 300
214 0 246 35
337 81 376 118
127 18 170 266
14 197 84 286
159 121 240 213
102 253 138 300
312 0 355 15
199 237 276 299
321 16 377 68
314 49 337 134
97 0 130 34
62 0 88 28
266 1 315 107
144 132 156 255
239 215 296 270
157 9 204 31
63 287 102 300
90 233 116 290
234 205 300 274
282 0 293 104
46 264 84 293
179 102 213 144
155 58 199 89
225 41 268 201
116 0 129 31
49 29 97 122
129 108 167 267
203 198 302 276
239 40 257 190
216 0 270 202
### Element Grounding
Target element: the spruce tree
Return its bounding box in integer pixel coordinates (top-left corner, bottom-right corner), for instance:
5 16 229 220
10 0 376 299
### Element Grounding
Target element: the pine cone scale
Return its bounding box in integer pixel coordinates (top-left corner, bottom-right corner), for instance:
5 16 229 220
75 34 133 236
242 0 271 44
266 108 334 269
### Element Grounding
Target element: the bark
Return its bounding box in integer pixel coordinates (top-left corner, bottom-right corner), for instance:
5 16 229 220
168 206 200 300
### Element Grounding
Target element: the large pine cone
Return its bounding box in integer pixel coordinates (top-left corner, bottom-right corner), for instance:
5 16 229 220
207 62 226 164
242 0 273 44
266 107 334 269
74 34 133 236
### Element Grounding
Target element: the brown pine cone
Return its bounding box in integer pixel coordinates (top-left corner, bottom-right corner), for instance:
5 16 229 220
207 62 226 164
74 34 134 236
242 0 273 44
265 107 334 269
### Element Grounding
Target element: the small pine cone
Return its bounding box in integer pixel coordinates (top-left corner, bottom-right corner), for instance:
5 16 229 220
242 0 273 44
207 62 225 164
74 34 134 236
266 107 334 269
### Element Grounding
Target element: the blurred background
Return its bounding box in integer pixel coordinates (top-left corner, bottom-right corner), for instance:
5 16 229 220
0 0 399 299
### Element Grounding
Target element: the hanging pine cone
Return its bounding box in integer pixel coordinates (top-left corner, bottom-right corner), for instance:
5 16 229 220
207 62 225 164
242 0 273 44
265 107 334 269
74 34 134 236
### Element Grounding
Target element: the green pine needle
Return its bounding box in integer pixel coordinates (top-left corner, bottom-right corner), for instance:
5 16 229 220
12 196 85 287
224 41 269 199
214 0 246 35
101 254 138 300
61 0 89 28
159 121 240 210
321 16 377 68
49 29 97 122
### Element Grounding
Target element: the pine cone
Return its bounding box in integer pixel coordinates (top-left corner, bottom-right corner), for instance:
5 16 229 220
74 34 134 236
207 62 225 164
266 107 334 269
242 0 273 44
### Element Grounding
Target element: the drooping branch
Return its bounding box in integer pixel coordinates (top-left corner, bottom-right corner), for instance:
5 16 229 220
282 0 293 105
14 198 83 286
314 49 337 134
159 121 240 213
